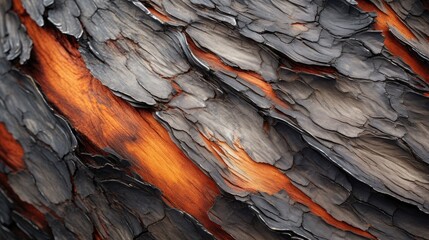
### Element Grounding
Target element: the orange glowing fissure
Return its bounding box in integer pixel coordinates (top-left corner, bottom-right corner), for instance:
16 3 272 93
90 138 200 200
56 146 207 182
12 1 231 239
357 0 429 82
200 134 375 239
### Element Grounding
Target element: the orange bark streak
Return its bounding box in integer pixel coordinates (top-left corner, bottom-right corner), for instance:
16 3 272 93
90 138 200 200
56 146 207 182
0 123 25 171
186 35 290 110
357 0 429 82
146 6 172 23
202 134 375 239
13 1 230 238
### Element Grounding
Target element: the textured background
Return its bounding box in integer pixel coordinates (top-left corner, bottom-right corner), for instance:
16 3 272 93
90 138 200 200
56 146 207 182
0 0 428 239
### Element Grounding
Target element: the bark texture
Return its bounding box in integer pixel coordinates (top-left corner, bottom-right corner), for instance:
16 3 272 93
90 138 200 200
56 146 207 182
0 0 429 239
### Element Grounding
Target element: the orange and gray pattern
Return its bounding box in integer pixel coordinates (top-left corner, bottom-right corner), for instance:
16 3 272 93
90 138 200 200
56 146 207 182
0 0 428 239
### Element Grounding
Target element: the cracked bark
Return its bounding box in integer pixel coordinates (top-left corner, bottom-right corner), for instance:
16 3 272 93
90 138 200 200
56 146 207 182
1 0 429 239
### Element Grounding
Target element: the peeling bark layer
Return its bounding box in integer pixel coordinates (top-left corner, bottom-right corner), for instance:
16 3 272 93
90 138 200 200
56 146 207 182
1 0 429 239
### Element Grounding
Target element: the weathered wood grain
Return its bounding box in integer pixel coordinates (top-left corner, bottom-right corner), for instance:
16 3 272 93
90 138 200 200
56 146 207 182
1 0 429 239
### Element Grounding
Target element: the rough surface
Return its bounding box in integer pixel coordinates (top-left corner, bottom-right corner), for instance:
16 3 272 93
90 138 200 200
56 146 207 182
0 0 32 63
2 0 429 239
0 60 215 240
385 0 429 61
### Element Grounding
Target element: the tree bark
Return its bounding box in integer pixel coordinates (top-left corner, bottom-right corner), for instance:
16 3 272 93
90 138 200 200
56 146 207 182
1 0 429 239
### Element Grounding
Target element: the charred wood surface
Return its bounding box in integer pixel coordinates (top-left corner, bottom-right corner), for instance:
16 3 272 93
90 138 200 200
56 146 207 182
1 0 429 239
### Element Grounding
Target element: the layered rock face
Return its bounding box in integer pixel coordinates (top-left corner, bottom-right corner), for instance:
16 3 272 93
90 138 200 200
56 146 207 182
0 0 428 239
